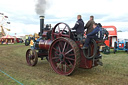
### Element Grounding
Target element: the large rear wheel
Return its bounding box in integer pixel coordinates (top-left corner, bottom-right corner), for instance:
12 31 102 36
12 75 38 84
48 37 80 75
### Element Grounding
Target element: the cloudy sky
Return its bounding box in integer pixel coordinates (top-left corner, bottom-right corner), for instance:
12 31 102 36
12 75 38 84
0 0 128 36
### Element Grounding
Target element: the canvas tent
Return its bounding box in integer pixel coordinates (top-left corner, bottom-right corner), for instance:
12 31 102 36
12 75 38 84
0 35 14 44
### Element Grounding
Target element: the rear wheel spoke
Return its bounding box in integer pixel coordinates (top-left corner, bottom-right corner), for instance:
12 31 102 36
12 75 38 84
64 64 67 73
66 54 75 56
65 49 73 55
58 45 62 53
58 41 63 52
61 64 64 71
55 52 60 56
65 57 75 61
53 47 60 53
67 60 73 67
65 61 70 69
52 57 59 60
62 42 67 53
54 59 60 64
56 61 62 69
65 43 69 52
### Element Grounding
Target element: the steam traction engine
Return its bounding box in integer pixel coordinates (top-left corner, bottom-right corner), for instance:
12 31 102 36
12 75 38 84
26 16 105 75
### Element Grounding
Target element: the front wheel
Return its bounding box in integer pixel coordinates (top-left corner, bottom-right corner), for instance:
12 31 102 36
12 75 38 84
26 49 38 66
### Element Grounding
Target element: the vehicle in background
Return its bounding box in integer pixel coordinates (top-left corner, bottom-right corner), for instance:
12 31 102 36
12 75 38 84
16 38 23 43
114 39 128 53
102 26 117 48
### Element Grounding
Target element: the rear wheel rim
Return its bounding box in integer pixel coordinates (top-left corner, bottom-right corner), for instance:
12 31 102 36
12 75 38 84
49 38 80 75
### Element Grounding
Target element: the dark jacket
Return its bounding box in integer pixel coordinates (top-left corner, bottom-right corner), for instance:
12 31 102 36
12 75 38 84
72 19 84 34
87 26 100 38
84 20 95 34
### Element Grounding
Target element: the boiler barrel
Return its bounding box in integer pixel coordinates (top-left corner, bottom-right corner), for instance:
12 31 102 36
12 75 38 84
39 40 52 50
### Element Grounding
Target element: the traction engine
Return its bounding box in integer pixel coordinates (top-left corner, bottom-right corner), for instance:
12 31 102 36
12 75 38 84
26 16 105 75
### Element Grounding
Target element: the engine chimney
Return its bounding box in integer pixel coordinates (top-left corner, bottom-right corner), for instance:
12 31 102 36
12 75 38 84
39 16 44 36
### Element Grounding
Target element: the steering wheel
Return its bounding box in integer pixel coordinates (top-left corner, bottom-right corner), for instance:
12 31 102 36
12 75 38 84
52 22 71 40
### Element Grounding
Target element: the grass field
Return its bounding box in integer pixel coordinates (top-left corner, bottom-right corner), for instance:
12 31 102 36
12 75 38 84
0 44 128 85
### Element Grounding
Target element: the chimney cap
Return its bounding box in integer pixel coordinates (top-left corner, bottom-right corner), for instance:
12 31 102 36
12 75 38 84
39 16 44 19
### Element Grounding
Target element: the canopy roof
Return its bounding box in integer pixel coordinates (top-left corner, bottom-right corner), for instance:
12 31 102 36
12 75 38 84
1 35 14 39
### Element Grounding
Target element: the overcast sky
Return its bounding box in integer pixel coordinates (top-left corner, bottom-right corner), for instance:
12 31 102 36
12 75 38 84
0 0 128 36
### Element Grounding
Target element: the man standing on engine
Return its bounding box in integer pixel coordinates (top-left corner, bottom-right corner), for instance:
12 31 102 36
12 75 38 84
72 15 84 40
84 16 95 34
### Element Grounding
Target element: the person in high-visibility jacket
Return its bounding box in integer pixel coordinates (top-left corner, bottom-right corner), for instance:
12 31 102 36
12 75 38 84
30 40 34 49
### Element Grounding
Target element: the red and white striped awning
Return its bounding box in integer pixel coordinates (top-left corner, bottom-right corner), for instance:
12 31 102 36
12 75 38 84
1 35 14 39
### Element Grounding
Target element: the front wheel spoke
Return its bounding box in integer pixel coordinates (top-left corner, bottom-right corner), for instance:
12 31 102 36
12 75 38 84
29 53 31 57
29 55 32 60
31 59 35 63
27 56 31 63
30 51 33 55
